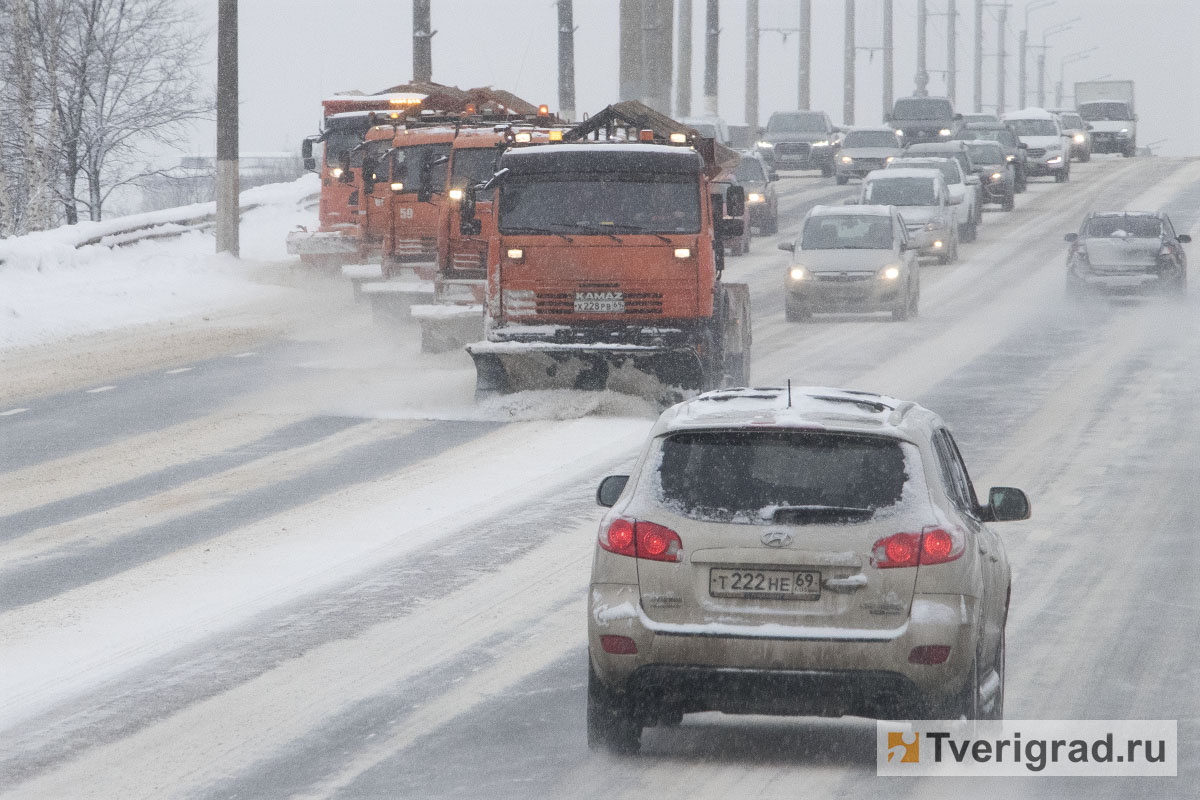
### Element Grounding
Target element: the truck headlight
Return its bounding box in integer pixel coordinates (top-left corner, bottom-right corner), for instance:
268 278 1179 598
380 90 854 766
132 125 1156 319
757 140 774 149
1073 133 1086 143
895 129 904 136
879 265 901 280
938 128 952 137
1005 154 1015 162
746 192 765 204
841 156 853 164
789 266 808 281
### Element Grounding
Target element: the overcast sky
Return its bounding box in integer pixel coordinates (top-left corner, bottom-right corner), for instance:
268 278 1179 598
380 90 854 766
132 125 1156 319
180 0 1200 157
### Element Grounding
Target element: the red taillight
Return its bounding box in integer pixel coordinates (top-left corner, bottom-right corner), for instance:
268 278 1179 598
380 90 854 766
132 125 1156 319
872 527 962 568
600 635 638 655
908 645 951 664
598 518 682 562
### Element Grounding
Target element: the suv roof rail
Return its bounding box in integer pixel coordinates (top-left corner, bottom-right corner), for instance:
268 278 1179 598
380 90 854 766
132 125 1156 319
887 401 917 426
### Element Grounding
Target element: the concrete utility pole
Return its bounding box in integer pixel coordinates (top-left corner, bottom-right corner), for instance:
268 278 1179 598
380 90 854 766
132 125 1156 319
745 0 758 129
619 0 643 103
883 0 894 116
996 3 1007 114
557 1 576 121
215 0 238 256
1019 1 1056 109
798 0 811 109
704 0 718 116
947 0 957 103
843 0 855 124
916 0 928 96
973 0 983 111
639 0 672 113
1036 49 1046 106
413 0 433 83
676 0 692 117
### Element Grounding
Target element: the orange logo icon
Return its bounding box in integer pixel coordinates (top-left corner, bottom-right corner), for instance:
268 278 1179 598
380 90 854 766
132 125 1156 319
887 731 920 763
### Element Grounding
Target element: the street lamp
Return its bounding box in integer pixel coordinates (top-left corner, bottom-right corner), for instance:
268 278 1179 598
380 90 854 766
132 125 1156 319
1019 1 1056 108
1057 47 1097 108
1034 18 1079 107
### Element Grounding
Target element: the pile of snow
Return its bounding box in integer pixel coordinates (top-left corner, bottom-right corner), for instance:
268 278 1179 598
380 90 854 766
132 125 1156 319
0 175 319 350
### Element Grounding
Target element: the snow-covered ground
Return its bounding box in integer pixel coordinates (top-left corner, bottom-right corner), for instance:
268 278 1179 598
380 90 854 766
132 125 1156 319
0 176 319 350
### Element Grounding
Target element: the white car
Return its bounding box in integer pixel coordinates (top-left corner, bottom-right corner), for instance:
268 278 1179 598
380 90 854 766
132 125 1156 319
887 156 979 243
857 168 961 263
587 386 1031 752
1002 107 1071 182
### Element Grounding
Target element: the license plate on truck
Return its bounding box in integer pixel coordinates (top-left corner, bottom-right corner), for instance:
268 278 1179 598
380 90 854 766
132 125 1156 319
574 292 624 313
709 568 821 600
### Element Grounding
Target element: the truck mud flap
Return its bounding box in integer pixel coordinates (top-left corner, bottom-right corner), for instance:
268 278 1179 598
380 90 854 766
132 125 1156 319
467 346 705 403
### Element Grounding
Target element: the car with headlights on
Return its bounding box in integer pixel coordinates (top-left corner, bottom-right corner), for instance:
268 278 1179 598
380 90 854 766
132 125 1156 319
886 96 963 146
757 110 840 175
960 141 1015 212
902 141 983 209
1002 108 1070 182
1051 110 1092 162
857 168 960 263
734 151 779 234
586 385 1030 753
777 205 918 321
954 122 1029 192
887 156 979 243
1065 211 1189 298
835 127 903 184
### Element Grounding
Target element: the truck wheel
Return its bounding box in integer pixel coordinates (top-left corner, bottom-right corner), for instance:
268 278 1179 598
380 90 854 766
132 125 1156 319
587 661 641 754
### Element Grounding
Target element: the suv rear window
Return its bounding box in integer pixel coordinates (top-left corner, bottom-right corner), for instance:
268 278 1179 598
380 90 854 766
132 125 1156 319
655 430 913 523
892 98 953 120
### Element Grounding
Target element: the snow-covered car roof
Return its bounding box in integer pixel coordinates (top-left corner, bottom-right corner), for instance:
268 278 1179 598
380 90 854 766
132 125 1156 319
1002 107 1056 121
864 168 943 181
650 386 936 441
844 125 900 134
807 204 895 218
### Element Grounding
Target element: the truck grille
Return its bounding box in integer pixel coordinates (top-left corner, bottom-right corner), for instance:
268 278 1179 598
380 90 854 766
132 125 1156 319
533 291 664 315
450 248 486 273
394 237 437 259
775 142 811 159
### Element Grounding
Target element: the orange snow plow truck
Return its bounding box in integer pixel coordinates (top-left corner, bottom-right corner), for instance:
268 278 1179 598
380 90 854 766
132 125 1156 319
461 101 752 402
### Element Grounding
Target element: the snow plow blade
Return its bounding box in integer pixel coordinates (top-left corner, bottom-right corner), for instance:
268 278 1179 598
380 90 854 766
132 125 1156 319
466 342 704 402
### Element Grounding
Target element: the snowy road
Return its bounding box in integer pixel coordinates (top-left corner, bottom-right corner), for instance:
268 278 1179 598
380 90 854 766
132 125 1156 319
2 157 1198 798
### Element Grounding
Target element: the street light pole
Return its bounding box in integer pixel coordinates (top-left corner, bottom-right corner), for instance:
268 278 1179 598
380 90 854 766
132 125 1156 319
1057 47 1096 108
1035 18 1077 106
1019 0 1055 108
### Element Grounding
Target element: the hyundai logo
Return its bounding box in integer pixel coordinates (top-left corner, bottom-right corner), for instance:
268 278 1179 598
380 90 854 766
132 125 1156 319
761 530 793 548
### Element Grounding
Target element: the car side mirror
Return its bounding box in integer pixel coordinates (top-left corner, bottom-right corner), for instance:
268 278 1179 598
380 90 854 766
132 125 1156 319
777 241 795 252
953 113 963 121
768 171 779 182
597 475 629 507
965 175 980 185
724 184 746 218
986 487 1031 522
1086 123 1094 130
1178 234 1191 244
1018 142 1029 149
1064 233 1078 243
949 193 963 205
459 186 482 236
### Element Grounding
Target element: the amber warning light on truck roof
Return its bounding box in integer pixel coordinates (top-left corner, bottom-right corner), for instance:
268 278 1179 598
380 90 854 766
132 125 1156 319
538 104 550 115
549 130 563 142
389 96 422 107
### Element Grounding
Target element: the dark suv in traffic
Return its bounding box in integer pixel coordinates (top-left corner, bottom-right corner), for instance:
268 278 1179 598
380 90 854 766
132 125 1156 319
887 96 963 147
757 110 840 176
954 122 1029 192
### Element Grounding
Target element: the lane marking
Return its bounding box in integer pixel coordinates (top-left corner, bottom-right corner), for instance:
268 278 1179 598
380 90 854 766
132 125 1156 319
165 367 193 375
1 408 29 416
85 386 116 394
231 352 257 358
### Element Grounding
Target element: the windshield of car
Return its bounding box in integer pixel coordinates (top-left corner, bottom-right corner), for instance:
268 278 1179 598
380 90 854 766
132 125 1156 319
964 144 1004 165
656 431 913 522
391 143 451 194
734 158 766 183
958 128 1017 147
891 98 954 120
451 147 500 199
843 131 900 148
1007 119 1059 137
1081 216 1162 238
864 177 936 206
1078 102 1133 121
767 113 826 133
498 173 701 235
1058 114 1084 129
890 159 959 185
800 214 894 250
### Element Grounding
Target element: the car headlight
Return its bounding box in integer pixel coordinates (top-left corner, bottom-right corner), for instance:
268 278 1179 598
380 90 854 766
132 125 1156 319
812 140 830 148
990 171 1003 181
747 192 765 204
1047 155 1063 165
1073 133 1086 143
841 155 853 164
1118 128 1131 137
925 221 938 231
879 265 901 280
789 266 808 281
885 155 895 163
894 129 904 137
757 140 774 149
938 128 952 137
1005 154 1016 162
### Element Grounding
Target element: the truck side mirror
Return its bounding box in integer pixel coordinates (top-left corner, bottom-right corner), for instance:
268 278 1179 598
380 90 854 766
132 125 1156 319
301 136 319 173
724 185 745 218
459 186 482 236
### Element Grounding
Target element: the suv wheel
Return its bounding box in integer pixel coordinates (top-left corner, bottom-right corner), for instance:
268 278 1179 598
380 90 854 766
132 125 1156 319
836 175 849 185
959 218 977 243
586 660 642 753
785 296 812 322
892 281 912 321
821 161 835 178
1002 190 1015 212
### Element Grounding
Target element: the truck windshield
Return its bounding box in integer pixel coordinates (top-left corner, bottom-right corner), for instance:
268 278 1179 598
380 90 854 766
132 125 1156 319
892 99 953 120
451 147 500 199
767 113 826 133
801 215 894 250
392 143 451 194
325 131 367 167
361 139 393 184
1007 119 1058 136
1078 102 1132 122
498 174 701 235
656 431 911 523
865 178 936 205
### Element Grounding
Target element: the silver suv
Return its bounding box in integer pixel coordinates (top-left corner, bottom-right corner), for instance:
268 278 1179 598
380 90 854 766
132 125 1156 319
587 386 1030 753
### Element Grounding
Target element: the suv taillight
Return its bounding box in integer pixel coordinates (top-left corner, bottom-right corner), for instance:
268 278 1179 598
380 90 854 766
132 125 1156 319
872 527 963 568
599 518 683 562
